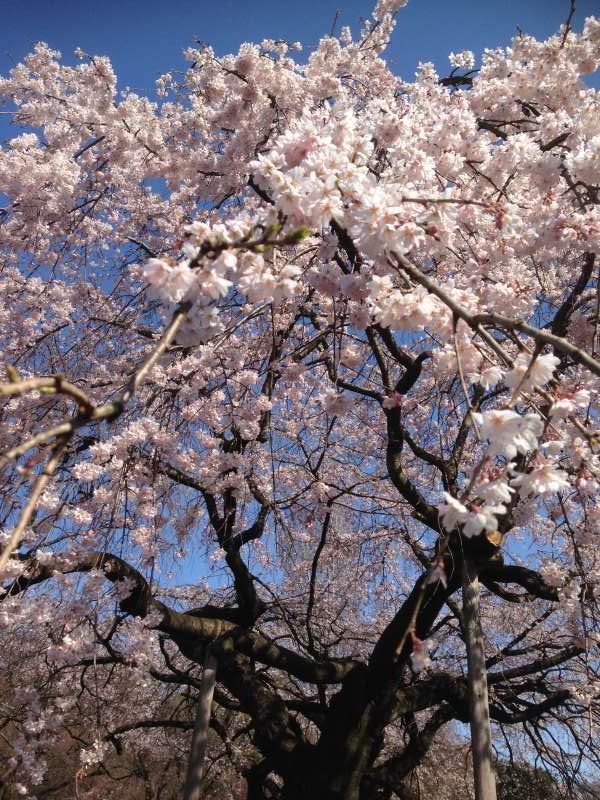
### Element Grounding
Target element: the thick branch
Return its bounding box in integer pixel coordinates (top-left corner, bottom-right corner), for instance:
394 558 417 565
479 564 560 603
3 552 358 684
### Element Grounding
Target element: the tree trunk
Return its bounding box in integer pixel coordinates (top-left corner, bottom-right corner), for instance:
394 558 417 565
183 647 218 800
462 559 497 800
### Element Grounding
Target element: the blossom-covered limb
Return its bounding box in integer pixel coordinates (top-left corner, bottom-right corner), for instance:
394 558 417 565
159 461 265 621
2 551 358 683
0 374 94 412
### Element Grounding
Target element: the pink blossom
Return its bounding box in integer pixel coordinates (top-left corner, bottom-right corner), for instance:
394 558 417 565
511 459 570 497
410 635 433 673
472 410 544 459
504 352 560 393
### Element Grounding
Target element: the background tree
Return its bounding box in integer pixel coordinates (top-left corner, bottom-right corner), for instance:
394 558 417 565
496 762 564 800
0 1 599 798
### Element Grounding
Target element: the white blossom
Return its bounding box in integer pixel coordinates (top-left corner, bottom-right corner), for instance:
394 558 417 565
462 503 506 538
504 352 560 393
511 459 570 497
473 410 543 459
449 50 475 70
476 477 515 504
438 493 468 531
410 635 432 673
549 389 591 419
438 492 505 537
477 365 504 390
321 390 354 416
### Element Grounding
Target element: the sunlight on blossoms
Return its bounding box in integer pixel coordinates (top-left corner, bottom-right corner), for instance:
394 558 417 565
0 0 599 797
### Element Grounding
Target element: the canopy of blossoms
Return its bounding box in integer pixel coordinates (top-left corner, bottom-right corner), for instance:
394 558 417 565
0 0 599 797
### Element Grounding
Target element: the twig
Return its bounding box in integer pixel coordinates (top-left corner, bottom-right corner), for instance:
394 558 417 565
395 254 600 378
0 434 69 570
0 375 93 412
0 301 191 566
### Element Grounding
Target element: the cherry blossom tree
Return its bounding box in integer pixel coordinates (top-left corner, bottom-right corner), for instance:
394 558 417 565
0 1 599 798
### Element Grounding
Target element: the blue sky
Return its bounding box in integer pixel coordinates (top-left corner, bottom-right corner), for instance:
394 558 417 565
0 0 598 98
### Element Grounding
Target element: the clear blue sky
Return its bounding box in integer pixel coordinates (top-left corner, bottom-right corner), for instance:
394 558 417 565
0 0 598 97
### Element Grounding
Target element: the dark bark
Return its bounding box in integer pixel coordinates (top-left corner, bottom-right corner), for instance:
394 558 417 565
3 544 584 800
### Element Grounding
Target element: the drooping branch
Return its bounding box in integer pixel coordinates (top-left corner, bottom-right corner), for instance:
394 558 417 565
0 301 191 567
489 690 572 724
0 375 94 412
2 552 359 684
158 461 265 622
550 252 595 339
369 561 460 683
395 254 600 378
487 646 584 685
385 405 441 531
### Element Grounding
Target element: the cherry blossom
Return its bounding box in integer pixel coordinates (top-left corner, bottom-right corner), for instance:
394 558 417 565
471 410 544 459
504 352 560 394
410 634 433 673
511 458 571 497
0 2 598 797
